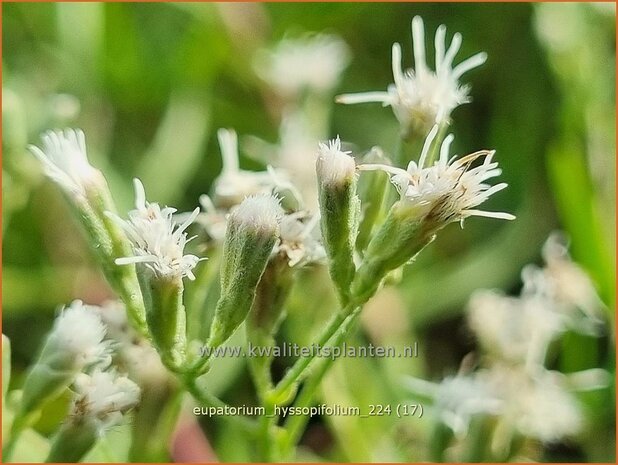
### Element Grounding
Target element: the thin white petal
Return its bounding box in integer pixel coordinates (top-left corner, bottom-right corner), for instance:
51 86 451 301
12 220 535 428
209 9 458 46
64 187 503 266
452 52 487 79
115 255 158 265
133 178 146 210
217 128 239 174
443 32 462 70
440 134 455 164
358 163 408 177
335 92 391 105
418 124 439 170
411 16 427 73
391 42 404 89
463 210 516 220
435 25 447 71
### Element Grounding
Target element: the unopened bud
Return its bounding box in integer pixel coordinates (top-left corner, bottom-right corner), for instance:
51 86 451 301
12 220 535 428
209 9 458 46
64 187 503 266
208 195 282 349
316 137 359 303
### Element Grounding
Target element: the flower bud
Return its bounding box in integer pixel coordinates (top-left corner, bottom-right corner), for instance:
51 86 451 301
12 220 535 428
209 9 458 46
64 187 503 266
351 200 435 303
316 137 359 303
29 129 147 334
208 195 282 349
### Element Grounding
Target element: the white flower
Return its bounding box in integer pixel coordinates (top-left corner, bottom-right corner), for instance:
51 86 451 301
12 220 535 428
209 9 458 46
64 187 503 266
213 128 283 208
467 289 566 369
254 33 350 97
404 373 502 437
359 125 515 227
71 370 140 432
110 179 202 280
316 136 357 187
244 113 322 211
337 16 486 135
485 365 582 444
28 128 102 197
50 300 112 370
229 193 283 236
521 233 605 334
277 211 326 267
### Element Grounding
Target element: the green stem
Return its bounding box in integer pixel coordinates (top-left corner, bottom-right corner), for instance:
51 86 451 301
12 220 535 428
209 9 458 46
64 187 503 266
182 375 259 435
280 306 363 456
270 302 356 403
257 407 278 462
462 416 490 462
2 422 24 462
429 420 453 462
186 247 221 343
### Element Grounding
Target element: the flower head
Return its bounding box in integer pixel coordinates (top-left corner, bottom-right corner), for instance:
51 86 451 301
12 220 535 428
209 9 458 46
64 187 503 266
50 300 113 370
484 365 583 444
359 125 514 229
28 128 102 197
521 233 605 332
71 370 140 432
467 289 566 369
316 136 357 187
404 373 502 437
337 16 486 136
228 193 284 237
213 128 283 208
254 33 350 97
110 179 202 280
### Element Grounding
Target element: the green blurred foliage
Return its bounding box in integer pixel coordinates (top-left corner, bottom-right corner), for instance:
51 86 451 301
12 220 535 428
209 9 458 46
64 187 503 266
2 2 615 462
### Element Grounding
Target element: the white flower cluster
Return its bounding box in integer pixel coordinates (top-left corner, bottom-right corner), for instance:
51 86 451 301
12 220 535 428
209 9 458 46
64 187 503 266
48 300 113 371
194 126 326 269
405 235 608 449
468 234 604 369
254 33 350 97
110 179 201 281
338 16 486 135
71 370 140 433
359 125 515 228
465 235 606 444
28 129 102 198
44 301 141 432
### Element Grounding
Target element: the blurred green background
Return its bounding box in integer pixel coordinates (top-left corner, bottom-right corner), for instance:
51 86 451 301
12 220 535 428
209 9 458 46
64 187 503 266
2 2 616 462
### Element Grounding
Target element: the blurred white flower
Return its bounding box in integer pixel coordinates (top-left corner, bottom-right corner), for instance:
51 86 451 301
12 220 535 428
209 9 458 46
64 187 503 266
404 373 502 437
28 128 102 198
72 370 140 432
110 178 202 280
521 233 605 333
244 113 322 210
213 128 285 208
337 16 486 136
359 125 514 227
467 289 566 369
255 33 350 97
485 365 583 444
